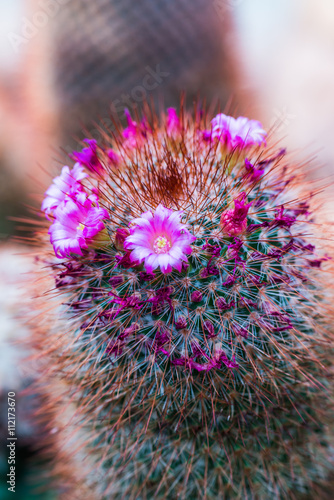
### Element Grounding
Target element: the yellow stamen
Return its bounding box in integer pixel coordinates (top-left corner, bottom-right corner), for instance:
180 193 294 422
153 236 171 254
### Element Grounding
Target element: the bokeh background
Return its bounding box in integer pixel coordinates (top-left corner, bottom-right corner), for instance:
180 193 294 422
1 0 334 498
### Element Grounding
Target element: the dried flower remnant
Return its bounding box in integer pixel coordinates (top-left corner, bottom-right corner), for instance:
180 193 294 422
271 205 296 229
220 192 252 236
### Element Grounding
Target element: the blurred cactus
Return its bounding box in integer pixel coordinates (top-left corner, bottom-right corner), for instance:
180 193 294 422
35 105 334 499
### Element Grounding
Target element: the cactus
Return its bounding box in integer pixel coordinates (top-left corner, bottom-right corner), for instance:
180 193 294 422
36 105 334 499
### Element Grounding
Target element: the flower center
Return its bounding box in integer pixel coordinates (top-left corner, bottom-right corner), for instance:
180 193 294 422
77 223 85 232
153 236 171 254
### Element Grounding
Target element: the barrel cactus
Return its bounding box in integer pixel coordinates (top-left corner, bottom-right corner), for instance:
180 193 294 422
35 105 334 499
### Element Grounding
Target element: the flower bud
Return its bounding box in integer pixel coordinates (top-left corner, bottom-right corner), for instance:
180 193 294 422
167 108 181 135
220 193 252 236
107 148 121 167
191 291 203 303
109 275 124 287
216 298 235 311
203 320 216 338
114 227 130 251
175 316 187 330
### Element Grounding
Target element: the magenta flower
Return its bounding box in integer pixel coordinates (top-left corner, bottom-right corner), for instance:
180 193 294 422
107 148 121 167
167 108 181 135
70 139 104 174
49 196 109 258
220 192 252 236
210 113 266 149
124 204 196 274
122 109 145 148
244 158 264 183
42 164 87 218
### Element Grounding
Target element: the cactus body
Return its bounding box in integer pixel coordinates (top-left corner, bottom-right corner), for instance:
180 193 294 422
36 107 334 499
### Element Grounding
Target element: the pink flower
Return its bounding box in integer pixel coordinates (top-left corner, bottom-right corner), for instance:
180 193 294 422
167 108 181 135
210 113 266 149
244 158 264 183
124 204 196 274
123 109 145 148
220 192 252 236
70 139 104 174
42 164 87 218
107 148 121 167
49 196 109 258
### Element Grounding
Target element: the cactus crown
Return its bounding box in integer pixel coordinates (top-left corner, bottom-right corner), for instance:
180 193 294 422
37 106 333 499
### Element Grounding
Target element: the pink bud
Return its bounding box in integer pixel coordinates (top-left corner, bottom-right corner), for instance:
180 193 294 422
191 291 203 303
175 316 187 330
107 148 121 167
167 108 181 135
109 275 124 287
203 320 216 338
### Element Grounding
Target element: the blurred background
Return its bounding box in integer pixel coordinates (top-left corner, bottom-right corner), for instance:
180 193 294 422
1 0 334 498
